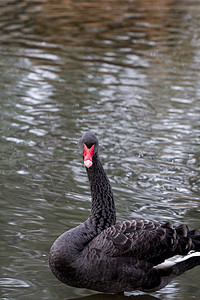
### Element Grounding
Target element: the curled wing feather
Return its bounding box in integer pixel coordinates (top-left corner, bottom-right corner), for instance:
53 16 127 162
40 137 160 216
87 220 177 263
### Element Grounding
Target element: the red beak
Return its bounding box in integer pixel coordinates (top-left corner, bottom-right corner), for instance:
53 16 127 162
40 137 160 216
84 144 94 168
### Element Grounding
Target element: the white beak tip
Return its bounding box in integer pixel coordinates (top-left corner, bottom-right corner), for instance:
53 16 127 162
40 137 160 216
84 160 93 168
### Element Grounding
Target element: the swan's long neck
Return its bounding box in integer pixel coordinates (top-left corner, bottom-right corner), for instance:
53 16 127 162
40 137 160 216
86 155 116 234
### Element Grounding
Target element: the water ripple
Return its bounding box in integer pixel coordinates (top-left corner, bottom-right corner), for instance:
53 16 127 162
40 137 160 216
0 278 30 288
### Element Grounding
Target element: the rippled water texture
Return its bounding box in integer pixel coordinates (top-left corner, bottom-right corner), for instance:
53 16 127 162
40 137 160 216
0 0 200 299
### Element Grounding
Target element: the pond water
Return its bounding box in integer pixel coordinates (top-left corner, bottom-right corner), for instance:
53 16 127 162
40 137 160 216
0 0 200 299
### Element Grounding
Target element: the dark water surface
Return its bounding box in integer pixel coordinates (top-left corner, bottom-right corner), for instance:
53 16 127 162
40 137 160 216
0 0 200 299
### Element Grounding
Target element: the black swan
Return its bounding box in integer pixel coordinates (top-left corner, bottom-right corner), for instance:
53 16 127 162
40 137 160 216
49 132 200 293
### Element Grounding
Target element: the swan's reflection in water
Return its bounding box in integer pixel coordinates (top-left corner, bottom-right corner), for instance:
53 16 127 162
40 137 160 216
70 292 159 300
66 280 181 300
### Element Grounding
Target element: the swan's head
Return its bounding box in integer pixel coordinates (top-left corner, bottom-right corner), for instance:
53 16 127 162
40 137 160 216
79 132 99 168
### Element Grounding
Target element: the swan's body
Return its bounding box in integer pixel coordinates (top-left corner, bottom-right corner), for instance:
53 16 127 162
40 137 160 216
49 132 200 293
